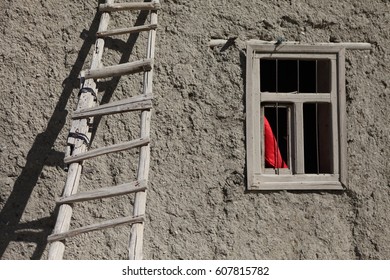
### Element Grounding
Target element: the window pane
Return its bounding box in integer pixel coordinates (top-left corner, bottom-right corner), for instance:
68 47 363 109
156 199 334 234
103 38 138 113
260 59 330 93
316 59 331 93
299 59 331 93
299 60 316 93
278 60 298 92
260 59 276 92
264 106 289 169
303 103 332 174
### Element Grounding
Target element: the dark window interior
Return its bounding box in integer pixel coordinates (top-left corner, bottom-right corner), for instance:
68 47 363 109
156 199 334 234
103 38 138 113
264 106 289 167
278 60 297 92
299 60 316 93
261 58 333 174
260 60 276 92
260 59 330 93
303 103 332 174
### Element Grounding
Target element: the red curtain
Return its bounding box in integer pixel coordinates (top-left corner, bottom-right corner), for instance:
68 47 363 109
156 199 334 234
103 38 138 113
264 116 288 168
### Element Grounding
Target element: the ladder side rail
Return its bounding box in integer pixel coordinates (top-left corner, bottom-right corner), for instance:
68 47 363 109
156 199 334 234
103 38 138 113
129 1 158 260
47 0 114 260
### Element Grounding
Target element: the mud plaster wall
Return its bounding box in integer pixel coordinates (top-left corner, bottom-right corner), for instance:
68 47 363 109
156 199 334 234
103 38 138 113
0 0 389 260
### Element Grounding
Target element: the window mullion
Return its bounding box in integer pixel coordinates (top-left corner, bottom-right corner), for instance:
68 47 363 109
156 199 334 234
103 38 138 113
294 102 305 174
260 105 265 173
287 106 292 171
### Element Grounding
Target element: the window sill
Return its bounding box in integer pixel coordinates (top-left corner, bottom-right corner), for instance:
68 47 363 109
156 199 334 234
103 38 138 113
249 174 344 191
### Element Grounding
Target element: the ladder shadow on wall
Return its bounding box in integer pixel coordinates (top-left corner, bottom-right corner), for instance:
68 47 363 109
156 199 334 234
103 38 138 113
0 7 149 260
89 10 150 145
0 11 101 260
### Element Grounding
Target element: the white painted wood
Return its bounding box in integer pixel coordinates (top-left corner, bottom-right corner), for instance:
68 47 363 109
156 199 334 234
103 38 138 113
249 42 344 54
259 105 265 173
330 59 339 175
48 215 144 242
287 106 292 170
252 173 343 190
57 180 147 204
72 95 152 119
247 39 371 50
253 58 262 175
246 43 352 191
337 48 348 187
294 102 304 174
245 44 256 188
252 181 344 190
264 168 291 175
256 173 339 182
255 53 337 60
260 92 331 103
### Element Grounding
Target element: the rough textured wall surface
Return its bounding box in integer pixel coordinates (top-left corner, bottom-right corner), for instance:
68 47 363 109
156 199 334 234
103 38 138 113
0 0 389 260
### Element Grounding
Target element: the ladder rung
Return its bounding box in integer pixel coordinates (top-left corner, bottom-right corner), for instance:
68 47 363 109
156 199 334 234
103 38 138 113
82 59 152 80
99 1 161 12
57 180 147 204
97 23 157 38
73 95 152 119
64 137 149 164
47 215 144 242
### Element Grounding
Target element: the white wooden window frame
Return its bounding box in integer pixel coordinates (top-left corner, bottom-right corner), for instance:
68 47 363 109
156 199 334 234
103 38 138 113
246 41 347 191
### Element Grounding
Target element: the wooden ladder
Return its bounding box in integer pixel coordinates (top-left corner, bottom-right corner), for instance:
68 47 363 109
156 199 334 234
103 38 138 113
47 0 160 260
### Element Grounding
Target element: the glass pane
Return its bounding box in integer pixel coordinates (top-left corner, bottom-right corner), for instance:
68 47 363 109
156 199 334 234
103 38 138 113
278 60 298 92
316 59 331 93
260 58 330 93
260 59 276 92
303 103 332 174
299 60 316 93
299 59 331 93
264 106 289 169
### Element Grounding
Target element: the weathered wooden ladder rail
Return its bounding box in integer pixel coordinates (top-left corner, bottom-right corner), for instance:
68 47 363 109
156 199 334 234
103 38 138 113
47 0 160 260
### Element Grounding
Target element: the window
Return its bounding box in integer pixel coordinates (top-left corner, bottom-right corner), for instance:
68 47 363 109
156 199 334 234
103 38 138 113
245 41 347 190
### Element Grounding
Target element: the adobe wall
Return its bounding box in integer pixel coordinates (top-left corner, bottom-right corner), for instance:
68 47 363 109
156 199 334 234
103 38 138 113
0 0 389 259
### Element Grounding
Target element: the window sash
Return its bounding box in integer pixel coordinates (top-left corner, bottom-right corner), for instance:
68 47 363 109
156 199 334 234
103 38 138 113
246 43 346 190
258 55 338 176
261 104 292 174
